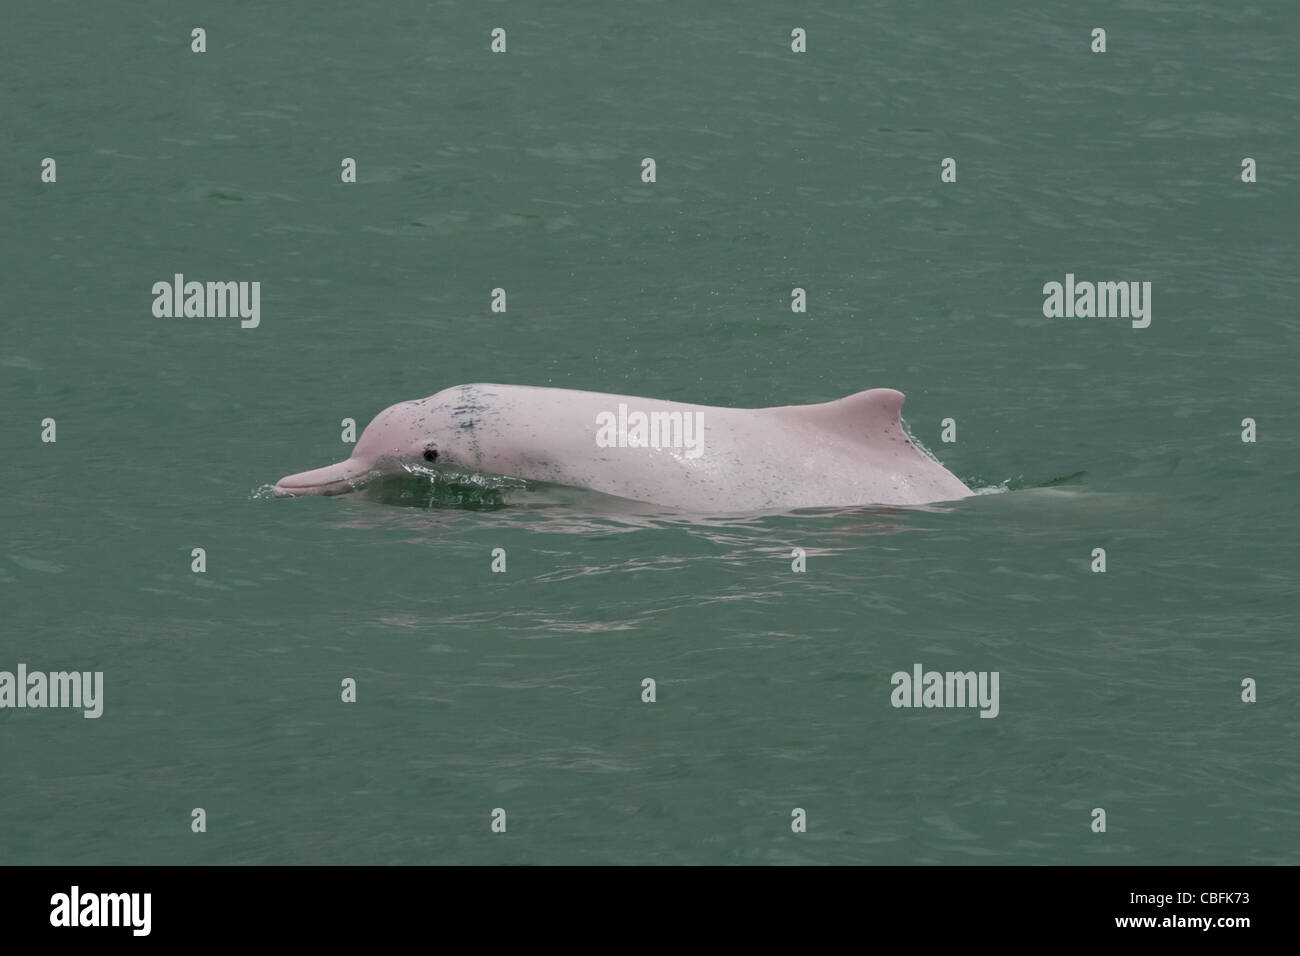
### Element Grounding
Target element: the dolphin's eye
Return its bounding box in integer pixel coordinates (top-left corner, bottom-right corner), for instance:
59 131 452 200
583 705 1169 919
423 447 438 462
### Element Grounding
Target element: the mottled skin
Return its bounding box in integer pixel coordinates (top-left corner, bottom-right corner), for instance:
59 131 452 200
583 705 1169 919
274 384 974 511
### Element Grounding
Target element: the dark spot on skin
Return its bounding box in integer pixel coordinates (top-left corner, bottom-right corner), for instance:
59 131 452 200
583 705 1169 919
450 385 490 467
424 447 439 462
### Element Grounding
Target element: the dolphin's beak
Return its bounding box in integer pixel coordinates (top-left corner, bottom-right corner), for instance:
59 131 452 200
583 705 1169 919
274 459 372 498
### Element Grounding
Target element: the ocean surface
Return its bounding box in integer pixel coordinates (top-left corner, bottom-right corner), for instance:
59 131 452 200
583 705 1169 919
2 0 1296 864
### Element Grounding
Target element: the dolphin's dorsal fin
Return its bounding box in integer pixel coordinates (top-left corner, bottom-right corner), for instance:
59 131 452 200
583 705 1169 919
773 388 908 441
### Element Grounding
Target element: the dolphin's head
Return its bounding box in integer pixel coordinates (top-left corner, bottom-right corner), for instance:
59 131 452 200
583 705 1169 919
274 399 459 497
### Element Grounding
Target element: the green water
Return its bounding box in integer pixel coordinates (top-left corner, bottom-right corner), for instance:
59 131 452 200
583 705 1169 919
2 1 1296 864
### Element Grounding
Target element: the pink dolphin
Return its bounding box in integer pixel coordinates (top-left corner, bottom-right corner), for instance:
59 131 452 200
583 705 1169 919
274 384 973 511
